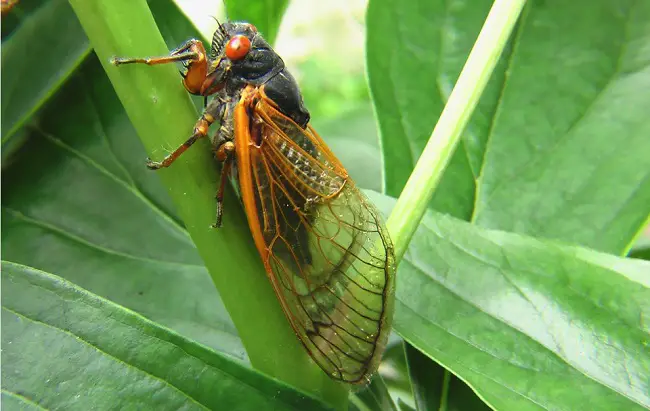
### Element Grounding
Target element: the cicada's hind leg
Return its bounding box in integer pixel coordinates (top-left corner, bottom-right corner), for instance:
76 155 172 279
145 97 223 170
212 141 235 228
211 97 238 228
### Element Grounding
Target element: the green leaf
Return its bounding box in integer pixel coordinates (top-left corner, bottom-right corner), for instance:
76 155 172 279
405 343 445 411
472 0 650 254
225 0 288 45
1 0 90 151
1 56 243 358
1 261 331 411
368 0 650 253
369 192 650 411
629 231 650 260
396 399 416 411
1 391 41 411
366 0 505 220
350 375 398 411
379 339 412 400
406 343 491 411
1 0 246 359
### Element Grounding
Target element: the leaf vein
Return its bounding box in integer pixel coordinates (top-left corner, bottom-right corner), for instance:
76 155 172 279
3 207 201 268
1 306 211 411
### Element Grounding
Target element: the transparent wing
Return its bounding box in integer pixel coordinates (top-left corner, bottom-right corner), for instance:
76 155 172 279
242 96 396 383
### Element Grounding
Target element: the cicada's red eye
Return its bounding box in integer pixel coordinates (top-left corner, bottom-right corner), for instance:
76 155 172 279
225 35 251 60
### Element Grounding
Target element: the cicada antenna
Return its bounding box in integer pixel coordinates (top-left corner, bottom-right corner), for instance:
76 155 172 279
210 15 227 33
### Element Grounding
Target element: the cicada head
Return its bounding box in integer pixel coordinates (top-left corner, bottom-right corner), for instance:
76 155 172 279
206 21 285 94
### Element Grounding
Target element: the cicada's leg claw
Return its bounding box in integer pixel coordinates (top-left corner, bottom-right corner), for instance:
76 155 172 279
145 158 164 170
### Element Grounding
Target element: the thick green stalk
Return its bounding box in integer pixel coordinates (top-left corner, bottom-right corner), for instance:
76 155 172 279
386 0 527 260
68 0 348 408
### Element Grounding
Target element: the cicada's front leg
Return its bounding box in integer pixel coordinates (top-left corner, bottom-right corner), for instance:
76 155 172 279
111 39 213 96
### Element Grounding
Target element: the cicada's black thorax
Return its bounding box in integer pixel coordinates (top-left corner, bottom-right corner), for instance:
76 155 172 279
213 22 310 128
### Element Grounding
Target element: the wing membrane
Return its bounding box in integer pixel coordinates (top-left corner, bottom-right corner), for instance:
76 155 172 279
239 94 395 383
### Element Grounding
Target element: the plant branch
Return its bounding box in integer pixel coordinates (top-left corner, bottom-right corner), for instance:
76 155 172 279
68 0 349 408
386 0 527 260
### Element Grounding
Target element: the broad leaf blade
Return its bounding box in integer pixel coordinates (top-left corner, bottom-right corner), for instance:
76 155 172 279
473 0 650 253
368 0 650 252
1 262 330 411
1 0 90 148
0 0 206 161
1 56 243 358
370 192 650 411
1 0 249 360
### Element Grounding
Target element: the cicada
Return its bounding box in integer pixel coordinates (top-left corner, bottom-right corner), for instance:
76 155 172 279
113 20 395 384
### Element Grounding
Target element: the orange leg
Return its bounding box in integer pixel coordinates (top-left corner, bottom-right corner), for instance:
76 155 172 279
145 96 225 169
112 39 209 95
111 51 198 66
111 39 202 66
146 112 215 169
213 141 235 228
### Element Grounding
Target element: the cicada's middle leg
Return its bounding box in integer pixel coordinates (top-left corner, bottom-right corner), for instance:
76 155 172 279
112 39 236 226
144 110 215 170
111 38 218 169
211 98 238 228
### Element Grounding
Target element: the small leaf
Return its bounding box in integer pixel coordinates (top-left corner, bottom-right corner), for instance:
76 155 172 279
406 343 491 411
405 343 445 411
629 232 650 260
312 106 382 193
1 261 331 411
225 0 288 45
351 375 398 411
396 399 416 411
379 339 412 399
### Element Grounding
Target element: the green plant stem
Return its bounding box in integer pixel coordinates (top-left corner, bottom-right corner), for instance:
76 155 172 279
438 370 451 411
386 0 527 261
68 0 348 408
